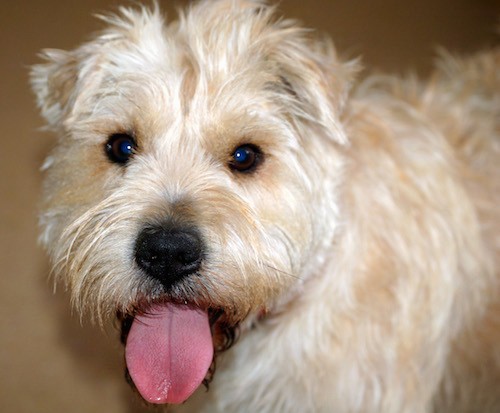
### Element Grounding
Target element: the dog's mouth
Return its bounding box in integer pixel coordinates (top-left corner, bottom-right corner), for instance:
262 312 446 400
119 303 237 405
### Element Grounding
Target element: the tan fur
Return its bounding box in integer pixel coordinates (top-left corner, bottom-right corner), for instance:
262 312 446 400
31 1 499 412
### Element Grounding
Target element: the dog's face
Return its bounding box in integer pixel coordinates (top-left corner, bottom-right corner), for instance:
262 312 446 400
32 0 354 405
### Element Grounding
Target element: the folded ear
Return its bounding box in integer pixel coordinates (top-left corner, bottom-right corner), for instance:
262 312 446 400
30 5 165 130
176 0 357 144
31 49 80 129
267 32 359 145
208 1 359 144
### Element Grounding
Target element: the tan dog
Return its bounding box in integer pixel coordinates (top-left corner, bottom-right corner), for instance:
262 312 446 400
31 1 500 412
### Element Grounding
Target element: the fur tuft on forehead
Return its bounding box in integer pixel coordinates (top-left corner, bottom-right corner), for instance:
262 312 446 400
31 0 356 143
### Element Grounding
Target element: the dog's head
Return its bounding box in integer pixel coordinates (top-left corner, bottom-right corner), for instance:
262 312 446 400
32 0 355 404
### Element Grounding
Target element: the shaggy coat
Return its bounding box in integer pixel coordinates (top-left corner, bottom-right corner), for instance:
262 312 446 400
32 1 499 412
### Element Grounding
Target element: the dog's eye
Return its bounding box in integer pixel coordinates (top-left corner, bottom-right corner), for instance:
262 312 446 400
105 133 137 165
229 144 262 173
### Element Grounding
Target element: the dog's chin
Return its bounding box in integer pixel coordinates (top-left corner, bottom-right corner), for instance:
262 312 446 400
117 298 240 405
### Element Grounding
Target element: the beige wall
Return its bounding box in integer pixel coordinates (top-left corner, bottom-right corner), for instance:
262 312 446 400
0 1 497 412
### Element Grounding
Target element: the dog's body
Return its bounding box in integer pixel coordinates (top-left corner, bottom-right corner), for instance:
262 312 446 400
31 1 499 412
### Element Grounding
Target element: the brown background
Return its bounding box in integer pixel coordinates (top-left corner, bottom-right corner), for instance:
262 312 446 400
1 1 498 412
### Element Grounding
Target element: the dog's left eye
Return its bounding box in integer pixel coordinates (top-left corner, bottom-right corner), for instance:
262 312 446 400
230 144 262 173
105 133 137 165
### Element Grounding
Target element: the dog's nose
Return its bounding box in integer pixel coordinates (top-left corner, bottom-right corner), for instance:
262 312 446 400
134 225 204 289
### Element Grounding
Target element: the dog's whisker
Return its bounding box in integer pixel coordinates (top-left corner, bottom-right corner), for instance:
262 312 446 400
263 264 302 281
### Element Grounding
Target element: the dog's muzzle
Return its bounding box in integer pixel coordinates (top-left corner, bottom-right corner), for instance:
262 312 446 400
122 221 240 405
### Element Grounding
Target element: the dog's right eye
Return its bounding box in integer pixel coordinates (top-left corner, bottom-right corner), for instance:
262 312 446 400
105 133 137 165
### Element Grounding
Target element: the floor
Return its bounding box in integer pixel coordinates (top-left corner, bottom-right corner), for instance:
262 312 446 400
0 1 497 412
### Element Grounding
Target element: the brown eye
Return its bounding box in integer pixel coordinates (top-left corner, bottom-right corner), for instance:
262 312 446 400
229 144 262 173
105 133 137 164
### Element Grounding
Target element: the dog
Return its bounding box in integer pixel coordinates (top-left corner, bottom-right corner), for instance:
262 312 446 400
31 1 499 412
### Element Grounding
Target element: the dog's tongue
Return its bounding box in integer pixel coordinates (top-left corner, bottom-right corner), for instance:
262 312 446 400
125 303 213 404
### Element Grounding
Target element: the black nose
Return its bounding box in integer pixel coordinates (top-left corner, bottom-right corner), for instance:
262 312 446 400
134 224 204 289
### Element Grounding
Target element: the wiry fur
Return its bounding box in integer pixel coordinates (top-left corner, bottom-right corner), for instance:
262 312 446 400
31 1 500 412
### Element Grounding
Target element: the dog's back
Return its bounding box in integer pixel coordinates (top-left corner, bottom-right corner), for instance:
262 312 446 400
342 49 500 413
428 49 500 413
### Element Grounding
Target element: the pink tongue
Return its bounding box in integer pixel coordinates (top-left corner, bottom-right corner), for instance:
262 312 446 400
125 303 213 404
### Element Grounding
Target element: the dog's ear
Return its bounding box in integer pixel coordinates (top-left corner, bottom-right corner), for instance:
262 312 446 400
179 0 358 144
267 32 358 145
31 5 165 130
31 49 81 129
